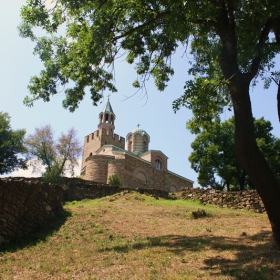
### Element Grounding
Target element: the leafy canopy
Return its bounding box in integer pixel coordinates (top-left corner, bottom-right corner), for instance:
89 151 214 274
19 0 280 113
190 117 280 190
25 124 82 180
0 112 28 174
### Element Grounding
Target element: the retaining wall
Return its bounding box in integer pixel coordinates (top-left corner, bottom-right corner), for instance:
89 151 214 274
62 177 169 201
0 177 266 245
180 186 265 213
0 177 64 244
0 177 169 244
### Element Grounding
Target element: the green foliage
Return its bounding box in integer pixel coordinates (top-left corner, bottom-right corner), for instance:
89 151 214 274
189 117 280 190
41 164 64 184
19 0 280 112
108 174 122 187
0 112 28 174
25 125 82 178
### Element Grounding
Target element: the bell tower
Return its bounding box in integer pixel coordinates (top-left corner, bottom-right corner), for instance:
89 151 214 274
81 99 125 178
98 99 115 134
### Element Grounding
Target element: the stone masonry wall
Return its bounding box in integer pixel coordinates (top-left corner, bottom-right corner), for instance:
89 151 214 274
0 177 64 244
167 172 193 192
83 155 114 182
63 177 169 201
0 176 267 245
180 186 266 213
81 128 125 174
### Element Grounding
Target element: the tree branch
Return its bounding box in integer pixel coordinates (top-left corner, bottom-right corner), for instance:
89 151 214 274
227 0 235 31
271 76 280 122
113 11 170 41
272 17 280 44
248 18 273 79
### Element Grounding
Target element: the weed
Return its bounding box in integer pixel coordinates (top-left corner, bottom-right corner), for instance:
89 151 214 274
191 209 207 219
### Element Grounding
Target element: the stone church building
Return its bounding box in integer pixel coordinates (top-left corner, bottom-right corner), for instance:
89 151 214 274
80 100 193 192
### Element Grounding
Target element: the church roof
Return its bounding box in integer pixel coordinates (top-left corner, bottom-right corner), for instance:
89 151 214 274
126 127 150 141
102 99 114 114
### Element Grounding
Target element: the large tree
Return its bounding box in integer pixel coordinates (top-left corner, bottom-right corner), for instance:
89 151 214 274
189 117 280 191
0 112 28 174
19 1 280 247
25 125 82 180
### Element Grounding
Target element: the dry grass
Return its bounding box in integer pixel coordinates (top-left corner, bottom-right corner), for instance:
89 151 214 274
1 191 280 280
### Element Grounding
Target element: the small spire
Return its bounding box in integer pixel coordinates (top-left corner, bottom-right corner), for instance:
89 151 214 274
102 99 114 114
137 124 140 128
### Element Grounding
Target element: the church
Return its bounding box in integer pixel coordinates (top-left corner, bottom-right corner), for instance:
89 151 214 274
80 100 193 192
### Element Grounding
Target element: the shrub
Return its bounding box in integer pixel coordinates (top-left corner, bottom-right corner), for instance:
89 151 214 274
41 166 63 184
108 174 122 187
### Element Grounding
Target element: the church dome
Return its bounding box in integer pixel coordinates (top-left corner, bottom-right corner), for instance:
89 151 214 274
126 127 150 154
126 127 150 141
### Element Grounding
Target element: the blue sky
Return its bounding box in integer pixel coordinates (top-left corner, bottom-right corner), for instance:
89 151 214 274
1 1 280 187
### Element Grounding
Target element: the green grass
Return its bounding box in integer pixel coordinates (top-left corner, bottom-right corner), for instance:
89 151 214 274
1 191 279 280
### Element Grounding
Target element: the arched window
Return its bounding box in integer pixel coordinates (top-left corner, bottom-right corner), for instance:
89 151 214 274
128 141 132 152
155 159 162 170
170 184 178 192
136 171 147 184
143 135 148 152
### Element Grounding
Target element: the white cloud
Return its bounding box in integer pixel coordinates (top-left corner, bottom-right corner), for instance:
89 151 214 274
8 167 38 178
1 160 81 178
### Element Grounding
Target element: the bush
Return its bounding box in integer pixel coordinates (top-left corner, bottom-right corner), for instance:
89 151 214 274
41 166 63 184
108 174 122 187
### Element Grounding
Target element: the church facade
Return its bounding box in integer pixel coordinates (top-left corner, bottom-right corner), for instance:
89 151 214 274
80 100 193 192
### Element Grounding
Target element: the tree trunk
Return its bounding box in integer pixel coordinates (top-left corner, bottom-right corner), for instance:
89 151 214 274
239 169 246 191
226 181 230 192
230 74 280 249
277 82 280 122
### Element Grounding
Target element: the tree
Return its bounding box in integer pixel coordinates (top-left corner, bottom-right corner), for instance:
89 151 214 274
0 112 28 174
25 125 82 181
19 1 280 247
190 117 280 191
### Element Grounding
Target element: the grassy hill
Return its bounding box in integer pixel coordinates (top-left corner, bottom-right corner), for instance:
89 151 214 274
1 191 280 279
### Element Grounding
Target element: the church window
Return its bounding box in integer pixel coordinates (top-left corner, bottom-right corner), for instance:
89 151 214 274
128 141 132 152
155 159 162 170
143 141 147 152
105 114 109 122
